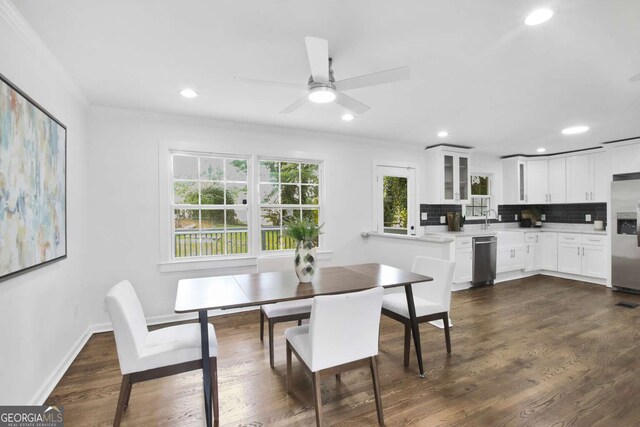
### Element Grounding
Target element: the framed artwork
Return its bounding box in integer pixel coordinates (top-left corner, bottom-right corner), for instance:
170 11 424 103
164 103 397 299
0 72 67 282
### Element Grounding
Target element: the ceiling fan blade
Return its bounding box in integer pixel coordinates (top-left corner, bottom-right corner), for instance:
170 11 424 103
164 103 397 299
304 36 330 84
234 76 306 90
334 66 410 91
334 91 370 115
280 96 309 114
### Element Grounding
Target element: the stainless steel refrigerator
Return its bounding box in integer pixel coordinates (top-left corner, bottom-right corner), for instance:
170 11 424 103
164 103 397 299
611 177 640 293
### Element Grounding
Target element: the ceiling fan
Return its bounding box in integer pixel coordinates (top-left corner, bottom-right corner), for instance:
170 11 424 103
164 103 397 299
234 36 410 116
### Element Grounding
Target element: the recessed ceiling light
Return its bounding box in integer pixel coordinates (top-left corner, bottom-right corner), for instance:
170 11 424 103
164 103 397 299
537 147 547 153
342 113 355 122
525 8 554 26
631 73 640 81
562 125 589 135
180 88 198 98
308 87 336 103
437 131 449 138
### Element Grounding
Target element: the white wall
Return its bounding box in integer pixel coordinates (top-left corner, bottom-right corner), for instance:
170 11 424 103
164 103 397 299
86 107 430 325
0 3 90 404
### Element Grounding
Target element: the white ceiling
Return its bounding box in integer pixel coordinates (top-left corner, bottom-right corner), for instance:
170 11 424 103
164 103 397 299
14 0 640 155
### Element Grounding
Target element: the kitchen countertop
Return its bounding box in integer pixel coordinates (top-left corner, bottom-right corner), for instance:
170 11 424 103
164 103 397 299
424 230 497 238
520 228 607 235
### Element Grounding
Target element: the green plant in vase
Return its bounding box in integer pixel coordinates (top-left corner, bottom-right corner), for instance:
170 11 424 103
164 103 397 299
283 218 324 283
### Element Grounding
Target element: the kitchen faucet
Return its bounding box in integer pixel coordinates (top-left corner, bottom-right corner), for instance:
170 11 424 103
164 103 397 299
483 209 498 230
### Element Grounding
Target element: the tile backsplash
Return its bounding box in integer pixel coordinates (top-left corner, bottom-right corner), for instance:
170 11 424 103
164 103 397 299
420 203 607 226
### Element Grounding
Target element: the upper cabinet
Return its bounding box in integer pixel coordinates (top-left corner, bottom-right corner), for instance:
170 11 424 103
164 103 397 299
502 157 527 204
526 158 566 204
425 146 471 204
566 152 608 203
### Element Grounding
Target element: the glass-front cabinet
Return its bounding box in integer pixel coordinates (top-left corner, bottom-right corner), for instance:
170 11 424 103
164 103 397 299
442 152 470 204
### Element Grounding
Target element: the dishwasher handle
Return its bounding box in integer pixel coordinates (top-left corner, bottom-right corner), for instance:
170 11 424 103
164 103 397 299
473 240 496 245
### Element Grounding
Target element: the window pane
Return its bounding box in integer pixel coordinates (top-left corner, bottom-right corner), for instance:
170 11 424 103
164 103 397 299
281 184 300 204
261 208 281 251
383 176 408 233
226 183 248 205
174 233 200 257
226 209 248 230
260 160 279 183
226 159 247 181
260 183 279 204
174 181 198 204
200 182 224 205
301 185 318 204
173 155 198 179
301 163 319 184
226 232 248 254
471 175 489 196
261 229 281 251
174 209 199 230
261 208 281 228
302 209 319 224
201 209 225 232
283 208 302 225
200 157 224 180
280 162 300 183
201 232 225 256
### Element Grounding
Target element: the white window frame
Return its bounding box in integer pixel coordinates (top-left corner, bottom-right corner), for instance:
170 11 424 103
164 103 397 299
256 156 324 253
466 173 493 220
373 161 417 236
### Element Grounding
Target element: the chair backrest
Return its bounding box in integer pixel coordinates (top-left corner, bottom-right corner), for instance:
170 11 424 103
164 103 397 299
106 280 148 374
257 255 293 273
308 287 384 372
411 256 455 311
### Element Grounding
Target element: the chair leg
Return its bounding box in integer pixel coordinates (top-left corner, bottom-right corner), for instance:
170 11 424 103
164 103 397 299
260 309 265 341
122 378 133 410
113 374 130 427
403 323 411 368
268 319 275 368
443 313 452 354
286 342 292 394
312 371 323 427
335 373 341 381
298 319 302 326
210 358 219 423
370 356 385 426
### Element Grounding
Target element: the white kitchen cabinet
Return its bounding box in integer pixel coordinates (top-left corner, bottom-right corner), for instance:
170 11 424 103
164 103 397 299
526 159 548 203
548 158 566 203
425 147 471 204
454 247 473 283
582 244 607 279
524 233 541 272
558 242 582 275
539 232 558 271
497 246 525 273
502 157 527 204
566 151 608 203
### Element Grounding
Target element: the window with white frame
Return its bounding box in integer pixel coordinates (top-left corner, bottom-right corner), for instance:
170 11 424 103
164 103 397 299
259 159 321 251
376 165 416 235
171 153 249 258
467 174 492 218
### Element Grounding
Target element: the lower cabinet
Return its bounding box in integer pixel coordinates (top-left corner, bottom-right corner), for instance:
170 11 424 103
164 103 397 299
539 232 558 271
524 233 541 272
557 233 607 279
497 246 525 273
454 247 473 283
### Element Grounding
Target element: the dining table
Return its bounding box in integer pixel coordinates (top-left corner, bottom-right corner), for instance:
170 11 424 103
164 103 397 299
174 262 433 427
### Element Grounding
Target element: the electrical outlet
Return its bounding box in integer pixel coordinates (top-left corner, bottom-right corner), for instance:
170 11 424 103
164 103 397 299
440 216 446 224
541 214 546 221
585 214 592 222
421 212 428 221
498 214 502 222
515 214 518 221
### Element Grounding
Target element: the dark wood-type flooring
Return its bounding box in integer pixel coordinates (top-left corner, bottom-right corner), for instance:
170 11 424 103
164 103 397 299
46 275 640 426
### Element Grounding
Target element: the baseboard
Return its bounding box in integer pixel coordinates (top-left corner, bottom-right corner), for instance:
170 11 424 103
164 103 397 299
33 305 260 404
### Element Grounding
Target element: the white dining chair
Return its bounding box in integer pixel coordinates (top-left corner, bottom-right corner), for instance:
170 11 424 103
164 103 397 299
381 256 455 367
257 255 313 368
106 280 219 426
284 287 385 426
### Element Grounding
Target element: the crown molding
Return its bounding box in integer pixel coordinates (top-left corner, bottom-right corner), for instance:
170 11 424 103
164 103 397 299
0 0 89 106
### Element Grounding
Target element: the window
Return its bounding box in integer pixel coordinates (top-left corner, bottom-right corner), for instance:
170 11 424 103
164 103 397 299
376 165 415 235
172 153 249 258
259 159 321 251
467 174 492 218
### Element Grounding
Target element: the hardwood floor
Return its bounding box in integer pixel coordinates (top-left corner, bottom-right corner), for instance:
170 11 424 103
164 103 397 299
46 275 640 426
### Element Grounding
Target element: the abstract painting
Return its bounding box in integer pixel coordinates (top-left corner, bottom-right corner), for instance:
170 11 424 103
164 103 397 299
0 73 67 282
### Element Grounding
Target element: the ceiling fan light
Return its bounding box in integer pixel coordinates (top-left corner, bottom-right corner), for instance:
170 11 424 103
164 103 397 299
308 87 336 103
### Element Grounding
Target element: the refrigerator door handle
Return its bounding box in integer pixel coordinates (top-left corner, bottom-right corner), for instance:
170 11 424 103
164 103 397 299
637 202 640 247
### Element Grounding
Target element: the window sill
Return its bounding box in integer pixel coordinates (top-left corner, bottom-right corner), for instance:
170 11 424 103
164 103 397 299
158 250 334 273
361 231 453 244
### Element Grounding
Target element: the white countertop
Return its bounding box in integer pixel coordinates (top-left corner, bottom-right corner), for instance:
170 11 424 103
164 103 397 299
521 228 607 235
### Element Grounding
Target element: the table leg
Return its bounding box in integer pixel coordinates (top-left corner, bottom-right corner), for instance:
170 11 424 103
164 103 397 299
199 310 213 427
404 284 425 378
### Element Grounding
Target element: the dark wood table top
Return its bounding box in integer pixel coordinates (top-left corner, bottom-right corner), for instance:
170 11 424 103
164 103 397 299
175 263 432 314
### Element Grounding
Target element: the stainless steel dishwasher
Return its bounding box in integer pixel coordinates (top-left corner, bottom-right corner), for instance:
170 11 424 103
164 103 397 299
472 235 497 286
